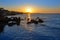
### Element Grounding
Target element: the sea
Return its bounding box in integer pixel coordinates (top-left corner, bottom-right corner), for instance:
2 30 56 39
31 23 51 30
0 13 60 40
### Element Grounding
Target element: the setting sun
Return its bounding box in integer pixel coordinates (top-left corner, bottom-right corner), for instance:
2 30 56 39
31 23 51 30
25 7 32 13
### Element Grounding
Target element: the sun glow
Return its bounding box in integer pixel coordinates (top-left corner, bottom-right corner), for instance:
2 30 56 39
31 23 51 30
24 7 33 21
25 7 32 13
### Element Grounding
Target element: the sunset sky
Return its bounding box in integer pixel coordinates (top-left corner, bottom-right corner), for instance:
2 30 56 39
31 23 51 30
0 0 60 13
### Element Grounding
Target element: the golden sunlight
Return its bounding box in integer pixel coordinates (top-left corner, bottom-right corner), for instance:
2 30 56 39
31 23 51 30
25 7 32 13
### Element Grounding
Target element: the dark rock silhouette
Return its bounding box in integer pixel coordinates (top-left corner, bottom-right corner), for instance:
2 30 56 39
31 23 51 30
7 17 21 26
27 17 44 24
0 23 5 33
38 19 44 23
27 19 38 24
16 17 21 25
36 17 44 23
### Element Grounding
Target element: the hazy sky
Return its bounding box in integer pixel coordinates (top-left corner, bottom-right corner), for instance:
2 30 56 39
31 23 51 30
0 0 60 13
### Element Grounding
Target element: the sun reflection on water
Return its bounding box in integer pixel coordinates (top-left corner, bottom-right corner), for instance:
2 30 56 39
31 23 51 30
20 13 35 32
27 13 31 22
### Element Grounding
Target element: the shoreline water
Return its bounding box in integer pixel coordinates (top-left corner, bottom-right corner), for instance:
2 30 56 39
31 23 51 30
0 14 60 40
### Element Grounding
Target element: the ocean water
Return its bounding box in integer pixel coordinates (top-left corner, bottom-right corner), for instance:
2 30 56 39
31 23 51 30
0 14 60 40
